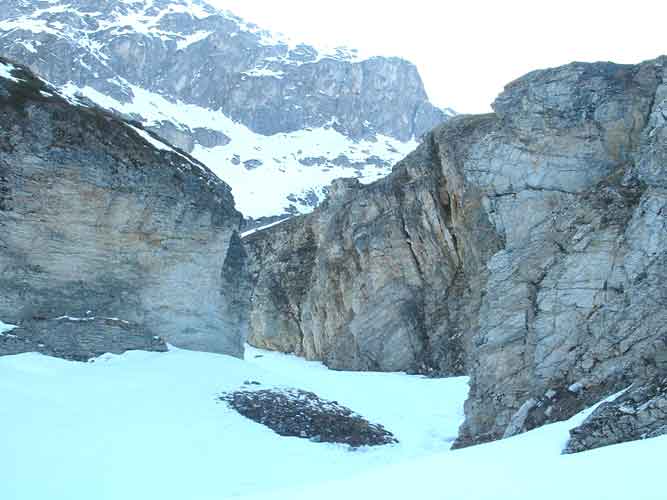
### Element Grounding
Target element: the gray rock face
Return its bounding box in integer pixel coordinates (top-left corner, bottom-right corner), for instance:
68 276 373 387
244 135 502 373
455 58 667 448
244 57 667 448
0 317 167 361
0 58 245 360
564 378 667 453
0 0 445 142
146 121 196 153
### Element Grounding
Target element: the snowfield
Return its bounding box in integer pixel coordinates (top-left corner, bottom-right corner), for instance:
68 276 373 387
0 346 663 500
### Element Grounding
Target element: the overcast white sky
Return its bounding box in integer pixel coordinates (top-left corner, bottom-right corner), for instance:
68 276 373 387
207 0 665 114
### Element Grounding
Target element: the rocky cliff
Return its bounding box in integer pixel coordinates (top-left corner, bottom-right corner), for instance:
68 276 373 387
0 57 245 360
244 57 667 450
244 144 501 373
0 0 452 218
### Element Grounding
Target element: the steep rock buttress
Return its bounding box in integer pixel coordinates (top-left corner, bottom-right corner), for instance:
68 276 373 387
243 56 667 450
0 58 246 360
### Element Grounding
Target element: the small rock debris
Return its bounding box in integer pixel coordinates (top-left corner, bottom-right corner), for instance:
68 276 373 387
219 387 398 447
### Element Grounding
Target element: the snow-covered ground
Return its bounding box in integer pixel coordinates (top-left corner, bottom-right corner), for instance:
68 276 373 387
0 345 663 500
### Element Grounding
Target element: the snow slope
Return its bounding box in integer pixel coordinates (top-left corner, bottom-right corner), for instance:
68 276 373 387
0 346 662 500
243 414 666 500
0 60 23 83
58 81 417 218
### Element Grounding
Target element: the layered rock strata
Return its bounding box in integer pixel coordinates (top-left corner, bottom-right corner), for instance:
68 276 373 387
0 57 245 359
244 57 667 448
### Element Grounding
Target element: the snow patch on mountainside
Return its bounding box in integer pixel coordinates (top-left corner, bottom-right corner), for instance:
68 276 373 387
126 123 209 173
193 133 415 219
0 0 371 69
0 61 23 82
176 30 213 49
204 1 373 64
1 59 91 108
128 124 176 152
59 81 417 218
0 321 17 335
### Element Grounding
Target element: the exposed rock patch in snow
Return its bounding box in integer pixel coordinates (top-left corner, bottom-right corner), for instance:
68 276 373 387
0 346 664 500
220 387 398 447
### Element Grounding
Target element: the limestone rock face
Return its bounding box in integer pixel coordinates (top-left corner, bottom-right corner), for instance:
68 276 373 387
244 145 501 373
453 58 667 448
0 58 245 359
245 57 667 447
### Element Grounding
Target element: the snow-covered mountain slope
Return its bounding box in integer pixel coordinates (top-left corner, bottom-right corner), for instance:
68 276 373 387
56 80 419 218
0 346 662 500
0 0 453 219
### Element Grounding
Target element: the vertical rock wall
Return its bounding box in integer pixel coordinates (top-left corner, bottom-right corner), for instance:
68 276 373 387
0 58 246 360
244 57 667 447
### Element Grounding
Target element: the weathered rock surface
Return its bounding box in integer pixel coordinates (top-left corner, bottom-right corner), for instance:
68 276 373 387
0 57 245 359
454 57 667 448
564 378 667 453
244 57 667 448
0 317 167 361
244 152 501 373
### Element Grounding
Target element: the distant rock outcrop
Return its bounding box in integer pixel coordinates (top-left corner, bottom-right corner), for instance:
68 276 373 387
0 58 245 360
243 56 667 449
